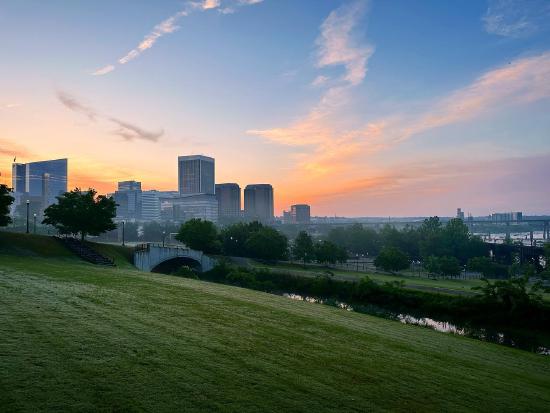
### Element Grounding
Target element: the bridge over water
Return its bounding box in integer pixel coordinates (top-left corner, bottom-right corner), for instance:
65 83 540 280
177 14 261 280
134 243 216 273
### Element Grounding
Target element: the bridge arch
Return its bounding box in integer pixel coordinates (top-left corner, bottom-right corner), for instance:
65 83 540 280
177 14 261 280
134 243 216 273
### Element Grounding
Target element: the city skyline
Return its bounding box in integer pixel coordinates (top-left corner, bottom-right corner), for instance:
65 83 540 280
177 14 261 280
1 0 550 216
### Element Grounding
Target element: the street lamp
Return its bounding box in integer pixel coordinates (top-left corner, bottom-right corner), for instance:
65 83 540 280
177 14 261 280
25 200 30 234
33 213 37 234
122 221 125 247
162 231 166 247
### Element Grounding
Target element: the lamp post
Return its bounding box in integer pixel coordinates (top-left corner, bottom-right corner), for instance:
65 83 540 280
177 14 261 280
122 221 125 246
33 213 37 234
162 231 166 247
25 200 30 234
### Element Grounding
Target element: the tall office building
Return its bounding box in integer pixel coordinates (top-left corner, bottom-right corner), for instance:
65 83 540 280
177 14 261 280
215 183 241 217
141 190 162 221
290 204 311 224
244 184 274 222
113 180 142 220
178 155 215 195
11 158 68 212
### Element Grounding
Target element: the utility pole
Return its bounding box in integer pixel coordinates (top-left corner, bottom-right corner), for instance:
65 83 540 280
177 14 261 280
25 200 30 234
122 221 125 246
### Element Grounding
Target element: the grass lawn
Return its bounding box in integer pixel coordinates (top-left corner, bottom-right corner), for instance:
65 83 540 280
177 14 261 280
252 261 486 295
0 237 549 412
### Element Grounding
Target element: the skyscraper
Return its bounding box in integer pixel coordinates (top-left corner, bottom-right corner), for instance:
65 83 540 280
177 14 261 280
215 183 241 218
290 204 311 224
11 158 68 210
113 180 142 220
178 155 215 195
244 184 274 222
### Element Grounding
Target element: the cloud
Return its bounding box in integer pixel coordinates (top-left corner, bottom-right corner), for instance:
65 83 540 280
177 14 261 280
110 118 164 142
56 90 164 142
248 1 374 148
483 0 550 38
92 0 264 75
0 138 31 158
311 75 329 87
316 0 373 86
91 65 115 76
1 103 22 109
56 90 99 121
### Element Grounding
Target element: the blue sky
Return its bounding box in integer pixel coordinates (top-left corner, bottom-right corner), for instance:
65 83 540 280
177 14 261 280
1 0 550 216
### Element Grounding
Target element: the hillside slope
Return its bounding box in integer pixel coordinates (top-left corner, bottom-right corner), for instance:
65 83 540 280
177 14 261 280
0 253 549 412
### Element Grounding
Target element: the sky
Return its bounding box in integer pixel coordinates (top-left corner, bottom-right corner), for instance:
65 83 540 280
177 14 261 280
1 0 550 217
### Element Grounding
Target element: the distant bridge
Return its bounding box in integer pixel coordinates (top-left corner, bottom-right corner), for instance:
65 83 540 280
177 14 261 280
134 243 216 273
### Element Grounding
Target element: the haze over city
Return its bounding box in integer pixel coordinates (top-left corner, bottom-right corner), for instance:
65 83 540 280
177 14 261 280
1 0 550 216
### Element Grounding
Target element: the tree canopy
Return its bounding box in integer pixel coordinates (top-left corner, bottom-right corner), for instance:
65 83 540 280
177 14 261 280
374 247 410 272
0 184 14 227
175 218 220 254
291 231 314 264
42 188 117 240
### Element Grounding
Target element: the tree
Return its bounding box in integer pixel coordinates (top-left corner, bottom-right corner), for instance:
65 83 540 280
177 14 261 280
42 188 116 240
292 231 314 265
220 221 263 256
314 240 348 265
424 255 461 277
244 227 288 261
0 184 14 227
374 247 410 272
175 218 220 254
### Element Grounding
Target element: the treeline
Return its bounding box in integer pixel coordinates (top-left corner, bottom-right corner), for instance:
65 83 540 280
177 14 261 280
328 218 516 277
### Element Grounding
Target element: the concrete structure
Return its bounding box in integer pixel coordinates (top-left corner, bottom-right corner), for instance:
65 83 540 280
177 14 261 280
178 155 215 195
215 183 241 217
244 184 274 222
456 208 465 220
290 204 311 224
134 243 216 272
160 193 218 223
11 158 68 215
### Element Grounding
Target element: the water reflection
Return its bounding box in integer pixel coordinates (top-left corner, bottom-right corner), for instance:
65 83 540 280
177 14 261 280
283 293 550 356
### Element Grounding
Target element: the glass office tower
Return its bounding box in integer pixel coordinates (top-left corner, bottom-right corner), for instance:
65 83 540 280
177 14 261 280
178 155 215 195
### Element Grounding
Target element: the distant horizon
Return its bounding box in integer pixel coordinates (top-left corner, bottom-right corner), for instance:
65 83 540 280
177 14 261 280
2 0 549 216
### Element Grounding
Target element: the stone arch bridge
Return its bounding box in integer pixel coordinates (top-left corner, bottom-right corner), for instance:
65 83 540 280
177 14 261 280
134 243 216 273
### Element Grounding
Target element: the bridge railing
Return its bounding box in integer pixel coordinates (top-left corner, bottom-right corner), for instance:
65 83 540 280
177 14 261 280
134 242 192 252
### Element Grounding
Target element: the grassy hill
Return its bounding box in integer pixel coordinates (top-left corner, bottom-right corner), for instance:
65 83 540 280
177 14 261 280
0 233 549 412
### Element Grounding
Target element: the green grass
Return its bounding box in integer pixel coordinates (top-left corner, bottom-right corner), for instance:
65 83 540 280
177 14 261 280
253 261 485 295
0 231 135 268
0 248 549 411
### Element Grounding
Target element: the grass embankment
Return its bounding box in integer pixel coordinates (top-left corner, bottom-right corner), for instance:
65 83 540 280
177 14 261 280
0 233 549 412
252 261 485 295
0 231 134 268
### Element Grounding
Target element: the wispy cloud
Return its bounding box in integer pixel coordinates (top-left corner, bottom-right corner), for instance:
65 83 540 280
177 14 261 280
91 65 115 76
92 0 264 75
316 0 373 86
0 138 31 158
56 90 164 142
311 75 329 87
57 90 98 121
248 0 373 148
1 103 22 109
483 0 550 38
110 118 164 142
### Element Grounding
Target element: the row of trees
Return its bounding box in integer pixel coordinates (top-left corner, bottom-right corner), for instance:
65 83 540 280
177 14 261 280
176 220 348 264
329 217 486 264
